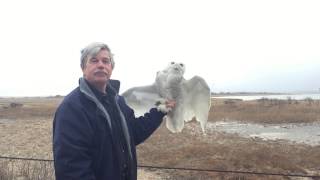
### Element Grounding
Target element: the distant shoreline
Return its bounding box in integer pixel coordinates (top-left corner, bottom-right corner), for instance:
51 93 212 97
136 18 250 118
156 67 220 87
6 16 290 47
0 95 65 99
211 92 319 97
1 92 319 98
212 92 287 97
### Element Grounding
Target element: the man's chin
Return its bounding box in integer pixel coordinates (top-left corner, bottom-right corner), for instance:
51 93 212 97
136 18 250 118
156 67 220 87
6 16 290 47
95 78 108 83
94 74 109 79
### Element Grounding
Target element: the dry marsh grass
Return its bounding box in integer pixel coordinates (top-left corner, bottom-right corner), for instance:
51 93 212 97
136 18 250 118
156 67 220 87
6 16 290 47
0 97 61 120
0 96 320 179
0 159 54 180
210 98 320 124
137 122 320 179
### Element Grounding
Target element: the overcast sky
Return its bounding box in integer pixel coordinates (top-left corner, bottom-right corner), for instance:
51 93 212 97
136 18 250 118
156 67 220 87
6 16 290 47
0 0 319 97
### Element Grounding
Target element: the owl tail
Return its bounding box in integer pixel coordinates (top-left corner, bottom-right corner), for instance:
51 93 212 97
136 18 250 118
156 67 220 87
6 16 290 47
165 113 184 133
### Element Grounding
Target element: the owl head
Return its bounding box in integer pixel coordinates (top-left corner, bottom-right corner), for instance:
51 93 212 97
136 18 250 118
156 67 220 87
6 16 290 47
165 61 186 76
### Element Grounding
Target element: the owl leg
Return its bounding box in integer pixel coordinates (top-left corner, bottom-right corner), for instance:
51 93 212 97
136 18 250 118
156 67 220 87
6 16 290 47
165 104 184 133
196 114 208 134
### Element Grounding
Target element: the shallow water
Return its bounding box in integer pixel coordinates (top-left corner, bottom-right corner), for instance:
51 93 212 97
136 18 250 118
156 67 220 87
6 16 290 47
208 121 320 146
0 119 15 124
212 93 320 101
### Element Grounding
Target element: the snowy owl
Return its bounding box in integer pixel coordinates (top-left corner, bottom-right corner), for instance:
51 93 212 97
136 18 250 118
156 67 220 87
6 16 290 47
121 62 211 133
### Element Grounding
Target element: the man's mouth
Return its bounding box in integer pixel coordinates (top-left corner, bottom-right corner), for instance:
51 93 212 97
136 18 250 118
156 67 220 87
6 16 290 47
94 71 108 76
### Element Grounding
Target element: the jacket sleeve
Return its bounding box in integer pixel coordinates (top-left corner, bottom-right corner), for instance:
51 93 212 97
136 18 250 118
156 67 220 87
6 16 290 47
53 101 96 180
117 96 166 145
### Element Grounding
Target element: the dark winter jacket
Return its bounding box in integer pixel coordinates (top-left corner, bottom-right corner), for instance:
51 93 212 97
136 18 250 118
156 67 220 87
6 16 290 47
53 78 165 180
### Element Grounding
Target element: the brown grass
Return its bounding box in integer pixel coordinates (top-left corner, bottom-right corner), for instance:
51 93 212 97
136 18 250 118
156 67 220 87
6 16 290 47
0 97 320 179
0 97 61 120
137 122 320 179
210 98 320 124
0 159 54 180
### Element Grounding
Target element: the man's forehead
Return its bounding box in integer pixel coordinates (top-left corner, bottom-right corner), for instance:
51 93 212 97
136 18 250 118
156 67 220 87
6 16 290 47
90 50 110 58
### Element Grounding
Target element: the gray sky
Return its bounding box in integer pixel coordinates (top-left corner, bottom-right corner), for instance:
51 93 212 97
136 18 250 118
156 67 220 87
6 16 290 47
0 0 320 96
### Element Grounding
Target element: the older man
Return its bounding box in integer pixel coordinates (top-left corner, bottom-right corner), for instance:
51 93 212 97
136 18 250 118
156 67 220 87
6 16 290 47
53 42 175 180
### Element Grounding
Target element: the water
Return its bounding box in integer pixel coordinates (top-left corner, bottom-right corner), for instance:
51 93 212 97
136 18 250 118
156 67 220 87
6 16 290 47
0 119 15 124
212 93 320 101
208 121 320 146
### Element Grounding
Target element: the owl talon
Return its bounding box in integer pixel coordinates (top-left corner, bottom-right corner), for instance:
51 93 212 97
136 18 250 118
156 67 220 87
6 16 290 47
156 100 172 113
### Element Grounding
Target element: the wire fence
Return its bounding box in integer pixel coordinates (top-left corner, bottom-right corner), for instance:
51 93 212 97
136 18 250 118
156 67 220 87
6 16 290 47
0 155 319 179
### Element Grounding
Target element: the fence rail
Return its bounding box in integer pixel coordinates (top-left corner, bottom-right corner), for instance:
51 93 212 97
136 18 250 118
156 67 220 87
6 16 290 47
1 155 319 178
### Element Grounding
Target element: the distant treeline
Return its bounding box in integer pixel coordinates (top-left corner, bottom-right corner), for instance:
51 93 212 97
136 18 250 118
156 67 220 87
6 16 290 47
211 92 284 96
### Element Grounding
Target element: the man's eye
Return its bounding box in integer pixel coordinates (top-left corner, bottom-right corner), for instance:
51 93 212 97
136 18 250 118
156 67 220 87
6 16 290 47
90 58 98 63
103 59 111 64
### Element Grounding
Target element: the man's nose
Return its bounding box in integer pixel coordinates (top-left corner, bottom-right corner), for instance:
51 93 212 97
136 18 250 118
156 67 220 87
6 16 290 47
97 60 105 67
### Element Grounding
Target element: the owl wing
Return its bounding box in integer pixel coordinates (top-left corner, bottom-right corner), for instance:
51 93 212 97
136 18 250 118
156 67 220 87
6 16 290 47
181 76 211 133
121 84 162 117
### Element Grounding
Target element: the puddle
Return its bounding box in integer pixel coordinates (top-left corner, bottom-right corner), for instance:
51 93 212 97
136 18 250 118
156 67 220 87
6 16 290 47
0 119 15 124
207 121 320 146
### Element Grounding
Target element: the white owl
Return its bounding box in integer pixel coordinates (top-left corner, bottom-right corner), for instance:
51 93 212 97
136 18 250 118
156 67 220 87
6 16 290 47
121 62 211 133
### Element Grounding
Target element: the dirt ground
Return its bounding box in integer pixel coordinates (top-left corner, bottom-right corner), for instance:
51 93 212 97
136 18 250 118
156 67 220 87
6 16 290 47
0 97 319 180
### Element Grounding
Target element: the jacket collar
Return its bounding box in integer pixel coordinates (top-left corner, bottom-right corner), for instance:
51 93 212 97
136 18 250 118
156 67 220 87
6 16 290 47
85 79 115 102
79 77 113 130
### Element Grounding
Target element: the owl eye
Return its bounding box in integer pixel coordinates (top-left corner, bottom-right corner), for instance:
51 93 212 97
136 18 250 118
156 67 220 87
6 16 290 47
180 63 184 67
171 62 175 64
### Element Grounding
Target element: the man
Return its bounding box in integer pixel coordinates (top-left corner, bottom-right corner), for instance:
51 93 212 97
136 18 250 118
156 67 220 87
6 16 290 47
53 42 175 180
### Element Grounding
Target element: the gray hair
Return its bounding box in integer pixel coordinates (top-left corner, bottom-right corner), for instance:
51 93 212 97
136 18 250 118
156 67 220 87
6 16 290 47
80 42 115 69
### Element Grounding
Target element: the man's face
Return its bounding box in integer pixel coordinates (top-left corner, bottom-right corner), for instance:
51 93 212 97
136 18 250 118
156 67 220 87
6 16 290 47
82 49 113 87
